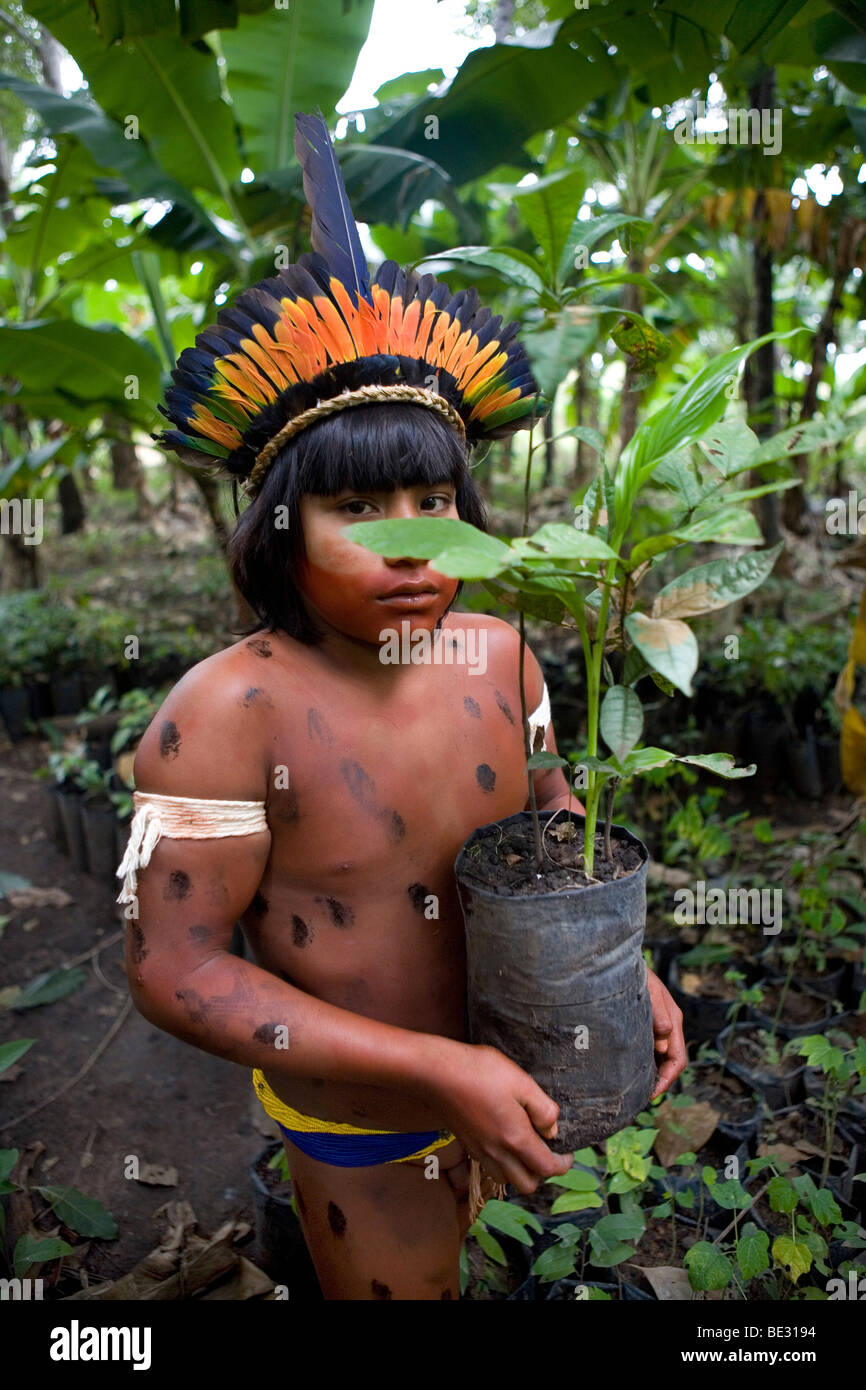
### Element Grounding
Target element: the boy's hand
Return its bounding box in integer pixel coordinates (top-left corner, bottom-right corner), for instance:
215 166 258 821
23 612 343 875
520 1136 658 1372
429 1042 574 1194
646 967 687 1099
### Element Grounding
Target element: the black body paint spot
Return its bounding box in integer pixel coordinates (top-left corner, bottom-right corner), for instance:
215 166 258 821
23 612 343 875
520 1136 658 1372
407 883 431 914
291 914 311 948
441 1288 454 1299
476 763 496 793
371 1280 392 1300
494 691 515 725
247 638 272 658
160 720 181 758
242 685 274 709
129 922 148 964
463 695 481 719
249 891 269 918
307 708 334 745
188 924 212 944
175 988 208 1025
164 869 191 900
340 759 406 842
327 1201 347 1237
252 1022 282 1045
315 896 355 929
275 786 300 823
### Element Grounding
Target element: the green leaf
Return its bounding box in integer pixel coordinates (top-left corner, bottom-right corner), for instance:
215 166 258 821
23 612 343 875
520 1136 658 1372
427 245 549 298
712 1178 751 1210
600 685 644 764
0 1148 19 1184
532 1242 578 1282
0 1039 35 1074
696 418 762 477
587 1229 635 1267
550 1190 604 1214
684 1241 734 1291
736 1228 770 1279
797 1035 845 1072
477 1198 542 1244
547 1168 601 1191
342 516 513 580
593 1211 645 1243
0 872 32 895
35 1185 118 1240
13 1233 74 1279
651 544 783 622
507 167 586 288
473 1226 507 1266
523 313 597 397
767 1175 798 1214
522 522 618 563
772 1236 812 1283
624 613 698 697
672 506 764 547
8 967 87 1011
558 212 650 287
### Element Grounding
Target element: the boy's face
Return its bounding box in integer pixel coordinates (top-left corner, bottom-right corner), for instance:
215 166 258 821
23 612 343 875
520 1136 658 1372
295 482 461 646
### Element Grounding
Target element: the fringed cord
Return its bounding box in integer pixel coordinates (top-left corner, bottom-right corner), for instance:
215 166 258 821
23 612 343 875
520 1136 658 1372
115 791 268 908
468 1160 508 1226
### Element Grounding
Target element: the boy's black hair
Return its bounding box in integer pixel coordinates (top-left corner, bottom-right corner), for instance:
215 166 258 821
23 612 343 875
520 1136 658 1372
226 402 489 645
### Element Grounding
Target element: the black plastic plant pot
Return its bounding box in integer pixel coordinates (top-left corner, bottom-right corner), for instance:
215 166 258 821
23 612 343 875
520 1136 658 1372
787 730 822 801
50 672 86 716
82 801 120 885
716 1023 806 1111
665 956 755 1046
748 981 842 1039
0 685 30 741
757 961 846 1003
455 813 656 1152
544 1277 653 1301
41 783 67 854
249 1141 322 1298
57 785 89 872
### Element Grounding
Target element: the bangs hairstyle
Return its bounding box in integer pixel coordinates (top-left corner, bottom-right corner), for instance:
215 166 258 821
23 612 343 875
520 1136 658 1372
226 402 489 645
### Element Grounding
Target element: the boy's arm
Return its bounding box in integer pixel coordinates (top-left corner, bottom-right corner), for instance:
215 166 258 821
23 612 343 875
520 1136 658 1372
128 655 573 1191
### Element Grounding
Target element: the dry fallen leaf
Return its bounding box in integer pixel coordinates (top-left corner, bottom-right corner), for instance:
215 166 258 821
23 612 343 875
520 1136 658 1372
7 887 73 910
653 1098 720 1168
22 918 39 933
548 823 578 843
136 1164 179 1187
0 1063 23 1083
628 1264 693 1300
504 854 523 865
757 1142 808 1163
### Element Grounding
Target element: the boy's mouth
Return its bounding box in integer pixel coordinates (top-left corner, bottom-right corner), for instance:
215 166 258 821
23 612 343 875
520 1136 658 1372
377 581 438 601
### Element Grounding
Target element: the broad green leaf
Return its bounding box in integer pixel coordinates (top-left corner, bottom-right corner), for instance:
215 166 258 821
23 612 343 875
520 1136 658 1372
712 1178 751 1210
221 2 375 171
651 544 783 622
550 1190 604 1214
675 752 756 779
624 613 698 697
697 418 762 477
736 1228 770 1279
0 1039 35 1075
477 1198 542 1243
672 506 764 547
13 1233 74 1280
587 1228 635 1267
796 1035 845 1071
772 1236 812 1283
342 516 513 579
508 167 586 287
600 685 644 763
0 324 162 429
767 1175 798 1214
35 1185 118 1240
684 1241 733 1291
626 534 681 569
473 1226 507 1266
558 212 650 287
427 245 548 297
523 314 597 397
594 1211 645 1243
546 1168 601 1191
523 522 617 563
532 1242 578 1282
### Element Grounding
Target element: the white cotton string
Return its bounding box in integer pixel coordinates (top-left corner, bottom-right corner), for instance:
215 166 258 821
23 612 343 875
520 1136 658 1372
115 791 268 907
527 681 551 753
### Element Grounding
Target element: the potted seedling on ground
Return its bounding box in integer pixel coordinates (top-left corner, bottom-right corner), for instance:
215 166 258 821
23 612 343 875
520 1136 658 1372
346 333 804 1147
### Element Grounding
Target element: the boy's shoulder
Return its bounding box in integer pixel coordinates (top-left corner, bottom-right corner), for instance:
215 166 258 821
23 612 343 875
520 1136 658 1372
448 612 546 706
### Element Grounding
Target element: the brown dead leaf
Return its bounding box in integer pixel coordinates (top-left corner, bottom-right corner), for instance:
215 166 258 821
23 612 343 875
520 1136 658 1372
653 1098 720 1167
629 1264 693 1300
548 822 577 843
647 862 692 887
757 1142 808 1163
680 971 703 994
7 887 73 910
22 918 39 933
504 853 523 865
0 1063 23 1083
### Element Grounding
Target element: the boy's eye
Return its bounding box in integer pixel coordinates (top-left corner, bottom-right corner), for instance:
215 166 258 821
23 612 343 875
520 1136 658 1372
338 494 455 515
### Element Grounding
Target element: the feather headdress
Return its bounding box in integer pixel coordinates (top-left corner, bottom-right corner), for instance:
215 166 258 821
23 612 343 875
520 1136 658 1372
154 112 548 499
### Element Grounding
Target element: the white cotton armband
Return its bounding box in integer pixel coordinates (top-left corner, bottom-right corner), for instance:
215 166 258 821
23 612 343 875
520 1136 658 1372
527 681 551 753
116 790 268 908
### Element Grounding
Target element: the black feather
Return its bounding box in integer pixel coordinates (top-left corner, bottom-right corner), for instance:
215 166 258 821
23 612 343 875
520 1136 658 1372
294 111 372 308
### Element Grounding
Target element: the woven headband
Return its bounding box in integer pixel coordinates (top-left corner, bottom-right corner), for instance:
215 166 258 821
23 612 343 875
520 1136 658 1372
153 111 547 501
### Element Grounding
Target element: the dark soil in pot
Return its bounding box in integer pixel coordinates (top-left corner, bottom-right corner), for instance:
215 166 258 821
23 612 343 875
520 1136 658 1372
667 958 755 1045
717 1023 806 1110
455 813 656 1151
249 1142 322 1298
749 980 841 1038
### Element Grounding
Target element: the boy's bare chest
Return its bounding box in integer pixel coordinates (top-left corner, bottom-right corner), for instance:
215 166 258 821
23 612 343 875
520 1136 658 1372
261 664 530 880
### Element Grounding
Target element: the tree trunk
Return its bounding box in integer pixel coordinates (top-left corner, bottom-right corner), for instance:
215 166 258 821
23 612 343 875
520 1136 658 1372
744 71 781 549
58 471 86 534
187 469 230 552
542 407 554 487
109 417 152 517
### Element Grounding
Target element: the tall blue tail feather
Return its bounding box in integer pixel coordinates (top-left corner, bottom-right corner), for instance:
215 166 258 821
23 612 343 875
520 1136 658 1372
293 111 372 308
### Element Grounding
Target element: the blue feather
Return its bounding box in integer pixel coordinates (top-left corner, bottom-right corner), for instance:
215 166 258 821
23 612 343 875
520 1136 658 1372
294 111 372 308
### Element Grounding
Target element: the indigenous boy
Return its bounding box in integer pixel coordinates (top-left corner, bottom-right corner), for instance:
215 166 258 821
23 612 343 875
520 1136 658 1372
123 403 687 1301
